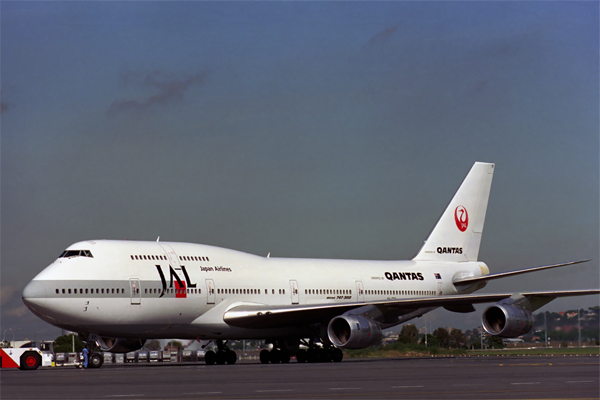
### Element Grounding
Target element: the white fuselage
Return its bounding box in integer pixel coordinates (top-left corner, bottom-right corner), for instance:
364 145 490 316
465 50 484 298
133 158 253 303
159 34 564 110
23 240 488 340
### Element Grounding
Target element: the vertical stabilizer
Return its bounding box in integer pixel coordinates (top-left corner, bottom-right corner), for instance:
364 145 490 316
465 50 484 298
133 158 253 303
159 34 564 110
412 162 494 262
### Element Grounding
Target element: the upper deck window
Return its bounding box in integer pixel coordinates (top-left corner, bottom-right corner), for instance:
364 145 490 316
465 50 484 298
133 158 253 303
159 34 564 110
59 250 93 258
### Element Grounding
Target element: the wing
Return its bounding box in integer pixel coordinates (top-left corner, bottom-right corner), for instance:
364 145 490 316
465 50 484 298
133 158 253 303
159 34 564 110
223 289 600 329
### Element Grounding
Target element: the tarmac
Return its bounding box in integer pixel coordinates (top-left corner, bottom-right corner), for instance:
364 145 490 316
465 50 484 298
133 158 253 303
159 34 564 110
1 355 598 399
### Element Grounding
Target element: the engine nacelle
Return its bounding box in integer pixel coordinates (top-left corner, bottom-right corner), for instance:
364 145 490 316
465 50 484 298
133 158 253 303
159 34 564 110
96 337 146 353
327 315 382 349
482 303 533 338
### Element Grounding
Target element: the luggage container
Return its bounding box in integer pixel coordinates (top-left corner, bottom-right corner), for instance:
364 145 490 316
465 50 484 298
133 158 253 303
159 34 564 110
149 351 160 362
181 350 192 362
137 351 148 363
126 352 137 363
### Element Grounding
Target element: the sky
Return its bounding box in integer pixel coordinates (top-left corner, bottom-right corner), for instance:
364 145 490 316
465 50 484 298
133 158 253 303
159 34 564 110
1 1 598 342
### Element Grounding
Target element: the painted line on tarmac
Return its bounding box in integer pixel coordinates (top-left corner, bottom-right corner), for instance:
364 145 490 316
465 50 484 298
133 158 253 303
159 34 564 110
510 381 541 385
183 392 222 395
328 387 361 390
392 385 424 388
566 380 594 383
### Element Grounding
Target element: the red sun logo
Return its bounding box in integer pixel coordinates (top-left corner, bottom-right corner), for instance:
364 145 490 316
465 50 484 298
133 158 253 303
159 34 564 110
454 206 468 232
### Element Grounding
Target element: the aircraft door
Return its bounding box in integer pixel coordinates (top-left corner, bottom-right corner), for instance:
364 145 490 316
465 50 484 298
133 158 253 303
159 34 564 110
437 282 443 296
355 281 364 301
289 280 299 304
206 279 215 304
130 278 141 305
158 243 181 268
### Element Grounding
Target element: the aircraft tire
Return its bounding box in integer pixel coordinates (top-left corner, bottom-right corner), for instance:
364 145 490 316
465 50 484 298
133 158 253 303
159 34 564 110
205 350 216 365
89 353 104 368
215 351 227 365
296 349 307 363
269 349 281 364
259 349 270 364
318 348 331 363
226 350 237 365
331 348 343 362
19 352 41 370
280 349 290 364
306 348 318 363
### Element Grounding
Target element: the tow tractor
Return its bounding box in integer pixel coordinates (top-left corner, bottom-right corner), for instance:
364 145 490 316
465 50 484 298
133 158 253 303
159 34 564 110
0 341 55 370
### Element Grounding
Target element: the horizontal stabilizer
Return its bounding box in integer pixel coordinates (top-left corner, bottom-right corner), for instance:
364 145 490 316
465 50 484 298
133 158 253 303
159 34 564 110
453 259 591 286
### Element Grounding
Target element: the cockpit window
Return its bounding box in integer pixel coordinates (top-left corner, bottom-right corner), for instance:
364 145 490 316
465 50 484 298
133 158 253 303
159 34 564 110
59 250 93 258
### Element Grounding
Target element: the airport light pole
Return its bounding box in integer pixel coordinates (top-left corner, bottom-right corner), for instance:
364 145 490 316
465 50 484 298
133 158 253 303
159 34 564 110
3 328 12 347
578 310 582 348
544 312 548 348
480 326 483 349
12 329 20 347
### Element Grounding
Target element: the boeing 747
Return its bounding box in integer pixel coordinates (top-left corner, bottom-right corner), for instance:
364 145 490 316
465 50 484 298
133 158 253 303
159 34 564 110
21 162 599 368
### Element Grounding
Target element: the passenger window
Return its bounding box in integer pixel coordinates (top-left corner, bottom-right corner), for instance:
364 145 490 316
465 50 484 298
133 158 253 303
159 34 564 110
55 289 59 294
68 289 71 294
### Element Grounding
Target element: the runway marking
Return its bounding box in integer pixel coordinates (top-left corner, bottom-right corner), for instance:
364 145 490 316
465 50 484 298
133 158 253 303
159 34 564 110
566 380 594 383
501 363 553 366
392 385 424 388
183 392 222 395
255 389 294 393
510 381 541 385
452 383 483 387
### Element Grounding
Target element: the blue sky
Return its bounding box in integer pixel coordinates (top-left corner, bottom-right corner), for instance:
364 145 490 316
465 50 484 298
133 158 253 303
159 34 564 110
1 1 598 340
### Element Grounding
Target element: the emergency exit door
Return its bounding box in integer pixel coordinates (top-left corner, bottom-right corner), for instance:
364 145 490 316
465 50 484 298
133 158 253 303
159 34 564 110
206 279 215 304
356 281 364 301
289 280 299 304
130 278 141 305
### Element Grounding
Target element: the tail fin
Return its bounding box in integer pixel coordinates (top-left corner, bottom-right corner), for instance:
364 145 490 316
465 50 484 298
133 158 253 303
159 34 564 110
413 162 494 262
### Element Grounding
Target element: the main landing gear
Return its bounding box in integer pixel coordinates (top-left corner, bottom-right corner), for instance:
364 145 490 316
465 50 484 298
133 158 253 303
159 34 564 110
205 340 237 365
259 340 343 364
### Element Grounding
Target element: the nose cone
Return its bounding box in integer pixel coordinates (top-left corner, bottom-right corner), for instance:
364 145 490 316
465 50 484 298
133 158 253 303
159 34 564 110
22 280 47 309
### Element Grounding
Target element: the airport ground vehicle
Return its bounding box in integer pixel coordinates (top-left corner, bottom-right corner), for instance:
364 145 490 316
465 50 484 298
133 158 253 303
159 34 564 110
0 342 54 370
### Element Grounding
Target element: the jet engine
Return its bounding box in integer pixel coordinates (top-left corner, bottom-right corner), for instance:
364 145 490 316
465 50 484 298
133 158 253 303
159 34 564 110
327 315 382 349
96 337 146 353
482 303 533 338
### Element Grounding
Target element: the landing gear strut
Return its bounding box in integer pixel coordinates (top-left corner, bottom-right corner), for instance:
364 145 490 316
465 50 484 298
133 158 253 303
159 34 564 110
205 340 237 365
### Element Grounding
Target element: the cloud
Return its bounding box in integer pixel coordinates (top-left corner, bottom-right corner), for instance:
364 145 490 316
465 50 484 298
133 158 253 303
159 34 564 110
107 70 207 116
1 286 18 306
5 305 29 317
365 25 398 47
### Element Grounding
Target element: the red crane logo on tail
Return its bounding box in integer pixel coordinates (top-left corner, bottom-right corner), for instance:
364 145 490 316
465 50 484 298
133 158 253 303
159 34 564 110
454 206 468 232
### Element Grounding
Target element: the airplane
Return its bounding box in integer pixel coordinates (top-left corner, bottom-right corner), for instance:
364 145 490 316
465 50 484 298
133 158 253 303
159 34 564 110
22 162 599 368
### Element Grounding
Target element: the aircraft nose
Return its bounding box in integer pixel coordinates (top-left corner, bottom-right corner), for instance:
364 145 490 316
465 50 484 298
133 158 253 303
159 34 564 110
22 280 47 308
